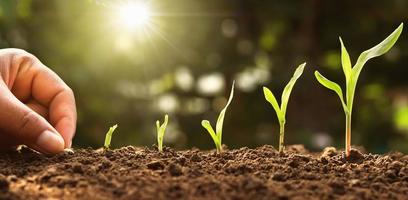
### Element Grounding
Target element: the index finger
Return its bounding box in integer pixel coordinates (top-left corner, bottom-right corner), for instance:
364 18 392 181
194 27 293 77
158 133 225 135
29 60 77 148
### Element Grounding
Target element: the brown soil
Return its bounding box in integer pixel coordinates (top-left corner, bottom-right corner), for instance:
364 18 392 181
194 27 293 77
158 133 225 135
0 145 408 200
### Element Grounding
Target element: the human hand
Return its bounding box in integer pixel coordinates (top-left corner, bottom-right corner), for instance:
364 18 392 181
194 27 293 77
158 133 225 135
0 48 76 154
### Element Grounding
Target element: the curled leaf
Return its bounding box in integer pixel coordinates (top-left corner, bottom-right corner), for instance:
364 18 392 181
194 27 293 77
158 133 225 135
104 124 118 149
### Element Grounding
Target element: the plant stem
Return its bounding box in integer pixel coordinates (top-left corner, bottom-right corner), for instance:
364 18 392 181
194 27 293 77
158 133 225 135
158 141 162 152
345 114 352 157
217 142 223 153
279 122 285 152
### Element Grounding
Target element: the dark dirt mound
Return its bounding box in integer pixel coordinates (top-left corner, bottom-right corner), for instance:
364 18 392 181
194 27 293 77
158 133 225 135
0 145 408 200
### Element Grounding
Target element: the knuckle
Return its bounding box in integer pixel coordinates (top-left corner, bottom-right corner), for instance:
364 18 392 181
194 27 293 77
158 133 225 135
14 51 37 64
0 49 36 65
0 49 35 76
8 49 39 74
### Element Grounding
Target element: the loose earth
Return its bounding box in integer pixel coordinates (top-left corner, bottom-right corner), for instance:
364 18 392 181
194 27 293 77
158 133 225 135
0 145 407 200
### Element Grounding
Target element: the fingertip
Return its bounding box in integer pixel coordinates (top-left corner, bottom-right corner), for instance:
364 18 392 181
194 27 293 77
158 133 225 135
35 130 65 154
55 118 75 148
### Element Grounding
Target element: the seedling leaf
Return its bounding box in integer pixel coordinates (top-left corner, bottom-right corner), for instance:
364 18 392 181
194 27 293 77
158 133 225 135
156 114 169 152
263 87 283 122
339 37 352 83
201 120 219 147
104 124 118 149
348 23 403 110
281 63 306 117
353 23 403 79
314 71 348 113
216 81 235 145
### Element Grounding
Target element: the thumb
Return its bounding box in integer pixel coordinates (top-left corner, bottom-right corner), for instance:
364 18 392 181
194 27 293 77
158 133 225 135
0 84 65 154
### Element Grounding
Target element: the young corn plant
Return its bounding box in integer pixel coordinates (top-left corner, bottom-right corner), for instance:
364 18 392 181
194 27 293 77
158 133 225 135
263 63 306 152
314 23 403 157
156 114 169 152
104 124 118 149
201 82 235 153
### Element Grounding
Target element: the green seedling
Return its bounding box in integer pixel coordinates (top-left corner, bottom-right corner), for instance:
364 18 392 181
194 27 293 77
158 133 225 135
263 63 306 152
314 23 403 157
104 124 118 149
201 82 235 153
156 114 169 152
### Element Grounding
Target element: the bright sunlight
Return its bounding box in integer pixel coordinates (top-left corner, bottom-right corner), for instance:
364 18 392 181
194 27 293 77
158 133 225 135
117 1 152 30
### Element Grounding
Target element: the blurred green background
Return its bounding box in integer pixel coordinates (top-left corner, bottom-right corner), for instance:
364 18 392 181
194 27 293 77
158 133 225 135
1 0 408 153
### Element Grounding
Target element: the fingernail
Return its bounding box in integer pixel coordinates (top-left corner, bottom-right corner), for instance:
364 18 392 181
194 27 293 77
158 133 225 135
36 130 65 153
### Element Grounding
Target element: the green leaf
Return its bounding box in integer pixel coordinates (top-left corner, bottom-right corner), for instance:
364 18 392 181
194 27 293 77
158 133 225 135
339 37 352 83
281 63 306 117
156 121 160 131
263 86 282 122
201 120 220 148
314 71 348 113
216 81 235 145
353 23 403 79
159 115 169 134
347 23 403 111
104 124 118 149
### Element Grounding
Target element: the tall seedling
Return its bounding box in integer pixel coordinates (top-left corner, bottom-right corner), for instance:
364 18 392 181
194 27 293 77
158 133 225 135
263 63 306 152
315 23 403 157
201 82 235 153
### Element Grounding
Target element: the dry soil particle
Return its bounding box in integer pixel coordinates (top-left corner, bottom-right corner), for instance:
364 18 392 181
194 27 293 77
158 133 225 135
0 145 408 200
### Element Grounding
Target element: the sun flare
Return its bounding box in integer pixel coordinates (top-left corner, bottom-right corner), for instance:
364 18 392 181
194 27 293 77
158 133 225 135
118 2 152 30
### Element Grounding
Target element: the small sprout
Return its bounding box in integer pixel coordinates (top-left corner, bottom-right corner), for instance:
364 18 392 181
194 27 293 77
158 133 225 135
201 81 235 153
315 23 403 157
156 114 169 152
263 63 306 152
104 124 118 149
